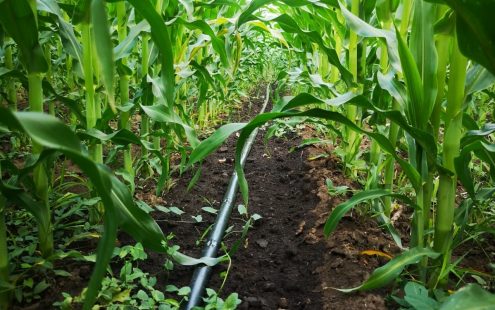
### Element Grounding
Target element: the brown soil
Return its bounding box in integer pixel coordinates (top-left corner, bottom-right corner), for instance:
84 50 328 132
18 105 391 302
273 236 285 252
131 91 402 309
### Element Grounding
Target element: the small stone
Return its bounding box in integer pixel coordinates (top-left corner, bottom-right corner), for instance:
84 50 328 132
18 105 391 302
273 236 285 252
256 239 268 248
218 146 228 153
278 297 288 309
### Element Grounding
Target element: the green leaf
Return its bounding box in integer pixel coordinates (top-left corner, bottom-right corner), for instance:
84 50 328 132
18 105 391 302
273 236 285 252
169 206 185 216
37 0 84 74
339 2 401 72
177 286 191 296
176 18 229 67
404 282 439 310
323 189 415 237
409 0 438 129
266 13 353 85
0 0 48 73
187 123 246 168
395 26 425 129
337 248 439 292
127 0 175 107
439 284 495 310
141 103 200 148
223 293 241 309
202 207 218 214
91 0 115 111
446 0 495 76
33 280 50 295
114 20 150 60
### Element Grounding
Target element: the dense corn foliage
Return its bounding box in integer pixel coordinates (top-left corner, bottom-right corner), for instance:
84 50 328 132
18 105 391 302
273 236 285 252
0 0 494 309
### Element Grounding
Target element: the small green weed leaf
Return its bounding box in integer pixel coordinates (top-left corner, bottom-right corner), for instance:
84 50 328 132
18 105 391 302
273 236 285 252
156 205 170 213
33 280 50 295
223 293 241 309
251 214 262 221
136 289 149 300
237 204 247 215
404 282 439 310
178 286 191 296
165 285 179 292
169 206 185 216
192 215 203 222
439 284 495 310
202 207 218 214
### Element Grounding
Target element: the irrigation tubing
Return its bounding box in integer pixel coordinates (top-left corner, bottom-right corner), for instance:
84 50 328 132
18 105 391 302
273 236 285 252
184 84 271 309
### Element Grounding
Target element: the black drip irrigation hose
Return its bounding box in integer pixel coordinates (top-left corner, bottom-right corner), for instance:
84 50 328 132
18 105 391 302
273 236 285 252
184 84 271 309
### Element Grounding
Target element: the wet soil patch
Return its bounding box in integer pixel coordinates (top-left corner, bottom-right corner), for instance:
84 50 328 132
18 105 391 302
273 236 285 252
139 91 399 309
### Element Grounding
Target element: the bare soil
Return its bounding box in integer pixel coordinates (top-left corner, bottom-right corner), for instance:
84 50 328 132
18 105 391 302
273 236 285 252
134 91 401 309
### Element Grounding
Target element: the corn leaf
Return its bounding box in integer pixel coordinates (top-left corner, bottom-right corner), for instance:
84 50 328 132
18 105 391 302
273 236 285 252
409 0 438 129
339 2 400 73
141 104 200 148
0 0 48 73
442 0 495 76
91 0 115 111
37 0 84 74
337 248 439 292
187 123 247 168
127 0 175 107
323 189 415 237
395 26 424 129
114 20 150 60
176 18 230 68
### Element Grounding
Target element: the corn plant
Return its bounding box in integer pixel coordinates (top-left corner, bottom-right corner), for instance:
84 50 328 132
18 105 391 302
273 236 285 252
190 0 495 304
0 0 287 308
1 0 494 308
